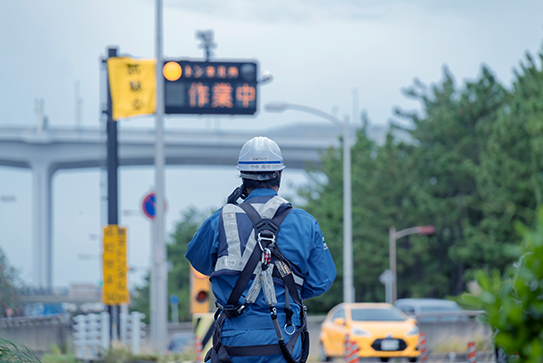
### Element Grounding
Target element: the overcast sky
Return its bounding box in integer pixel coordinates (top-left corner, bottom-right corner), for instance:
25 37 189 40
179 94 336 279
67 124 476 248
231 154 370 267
1 0 543 289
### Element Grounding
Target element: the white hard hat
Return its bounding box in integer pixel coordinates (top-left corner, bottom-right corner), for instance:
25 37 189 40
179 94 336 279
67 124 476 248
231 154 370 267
237 137 286 178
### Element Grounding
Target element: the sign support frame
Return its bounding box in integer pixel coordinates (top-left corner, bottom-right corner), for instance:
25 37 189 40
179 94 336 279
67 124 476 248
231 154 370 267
105 46 120 343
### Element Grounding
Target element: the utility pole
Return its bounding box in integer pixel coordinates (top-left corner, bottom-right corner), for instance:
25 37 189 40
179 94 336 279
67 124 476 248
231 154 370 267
106 46 119 342
152 0 168 353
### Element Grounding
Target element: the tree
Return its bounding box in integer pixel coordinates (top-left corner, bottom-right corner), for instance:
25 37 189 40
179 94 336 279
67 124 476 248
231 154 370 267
0 247 22 318
474 51 543 271
395 66 509 294
167 207 211 322
131 207 210 322
298 64 511 308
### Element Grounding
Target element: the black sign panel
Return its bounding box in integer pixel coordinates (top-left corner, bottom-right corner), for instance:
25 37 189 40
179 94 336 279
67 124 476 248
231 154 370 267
163 60 258 115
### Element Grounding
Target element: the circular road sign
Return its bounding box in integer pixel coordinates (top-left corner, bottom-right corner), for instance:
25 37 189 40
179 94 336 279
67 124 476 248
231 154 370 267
142 192 167 220
170 294 179 304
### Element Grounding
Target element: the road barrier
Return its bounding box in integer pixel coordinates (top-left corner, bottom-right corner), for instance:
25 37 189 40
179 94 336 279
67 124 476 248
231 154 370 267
72 311 145 360
419 332 428 363
73 312 109 360
468 341 476 363
344 334 359 363
195 336 203 361
193 313 214 361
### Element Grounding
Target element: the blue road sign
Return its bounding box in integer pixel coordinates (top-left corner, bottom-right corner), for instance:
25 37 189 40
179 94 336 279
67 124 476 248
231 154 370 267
142 192 167 220
170 294 179 304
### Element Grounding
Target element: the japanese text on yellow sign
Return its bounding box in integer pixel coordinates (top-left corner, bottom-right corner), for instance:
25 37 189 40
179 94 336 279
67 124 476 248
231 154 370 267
102 225 129 305
107 57 156 120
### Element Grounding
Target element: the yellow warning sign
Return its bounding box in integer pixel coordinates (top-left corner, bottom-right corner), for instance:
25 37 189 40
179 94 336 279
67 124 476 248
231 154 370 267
107 57 156 120
102 225 129 304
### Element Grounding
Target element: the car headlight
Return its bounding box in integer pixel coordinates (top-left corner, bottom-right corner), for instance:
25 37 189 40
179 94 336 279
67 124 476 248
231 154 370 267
406 325 419 336
352 327 372 337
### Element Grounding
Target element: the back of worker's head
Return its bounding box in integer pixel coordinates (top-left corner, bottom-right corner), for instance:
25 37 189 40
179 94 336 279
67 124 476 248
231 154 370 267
237 136 285 190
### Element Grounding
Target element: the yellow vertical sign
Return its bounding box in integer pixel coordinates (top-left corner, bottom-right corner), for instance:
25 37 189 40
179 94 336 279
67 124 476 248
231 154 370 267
107 57 156 120
102 225 129 304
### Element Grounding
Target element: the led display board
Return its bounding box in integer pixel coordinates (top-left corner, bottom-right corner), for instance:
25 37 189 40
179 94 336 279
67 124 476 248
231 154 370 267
163 60 258 115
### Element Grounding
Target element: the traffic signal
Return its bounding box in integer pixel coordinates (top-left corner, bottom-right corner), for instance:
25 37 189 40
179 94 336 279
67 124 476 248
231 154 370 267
190 266 211 314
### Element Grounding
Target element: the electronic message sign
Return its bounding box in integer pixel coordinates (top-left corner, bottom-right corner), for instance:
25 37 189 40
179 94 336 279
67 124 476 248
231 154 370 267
163 60 258 115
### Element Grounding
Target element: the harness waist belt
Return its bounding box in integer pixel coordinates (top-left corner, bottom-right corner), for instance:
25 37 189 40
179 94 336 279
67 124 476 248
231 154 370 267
225 343 282 356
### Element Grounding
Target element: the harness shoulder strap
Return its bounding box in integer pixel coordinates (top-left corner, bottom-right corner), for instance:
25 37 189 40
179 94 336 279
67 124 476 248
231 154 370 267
224 202 292 308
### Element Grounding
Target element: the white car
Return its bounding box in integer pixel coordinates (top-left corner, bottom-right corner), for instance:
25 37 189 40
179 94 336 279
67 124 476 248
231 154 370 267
394 298 465 322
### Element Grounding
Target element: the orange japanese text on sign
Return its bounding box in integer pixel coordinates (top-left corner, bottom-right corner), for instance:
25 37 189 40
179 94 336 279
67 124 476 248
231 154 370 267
212 83 233 108
206 66 216 78
188 82 209 107
185 65 193 78
227 67 239 78
217 66 226 78
236 83 256 108
193 65 204 78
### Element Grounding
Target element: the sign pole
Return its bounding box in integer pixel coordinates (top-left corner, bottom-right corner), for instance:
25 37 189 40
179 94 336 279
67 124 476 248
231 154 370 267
389 226 397 303
106 46 119 343
153 0 168 353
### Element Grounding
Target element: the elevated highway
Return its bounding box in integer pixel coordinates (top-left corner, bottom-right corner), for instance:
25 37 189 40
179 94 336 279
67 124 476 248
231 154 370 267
0 122 385 289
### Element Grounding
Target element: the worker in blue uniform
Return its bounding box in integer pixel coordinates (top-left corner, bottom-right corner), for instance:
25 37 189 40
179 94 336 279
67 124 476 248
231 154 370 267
186 136 337 363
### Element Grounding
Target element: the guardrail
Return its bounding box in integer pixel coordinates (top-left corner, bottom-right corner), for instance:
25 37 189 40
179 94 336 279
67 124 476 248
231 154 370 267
0 314 66 328
412 310 486 322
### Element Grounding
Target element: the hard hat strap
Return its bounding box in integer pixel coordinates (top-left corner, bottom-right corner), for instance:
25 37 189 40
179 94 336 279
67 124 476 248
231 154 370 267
240 171 280 181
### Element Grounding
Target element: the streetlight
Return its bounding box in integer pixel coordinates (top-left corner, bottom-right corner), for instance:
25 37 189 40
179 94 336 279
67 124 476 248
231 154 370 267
389 225 435 303
265 102 354 303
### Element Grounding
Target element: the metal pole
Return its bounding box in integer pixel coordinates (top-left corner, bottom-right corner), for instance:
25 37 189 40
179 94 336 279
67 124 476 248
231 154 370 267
343 114 354 303
153 0 168 353
106 46 119 343
389 226 397 303
352 88 359 127
171 301 179 324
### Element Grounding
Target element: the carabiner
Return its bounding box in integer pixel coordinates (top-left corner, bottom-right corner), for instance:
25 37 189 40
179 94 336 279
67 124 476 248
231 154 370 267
284 324 295 336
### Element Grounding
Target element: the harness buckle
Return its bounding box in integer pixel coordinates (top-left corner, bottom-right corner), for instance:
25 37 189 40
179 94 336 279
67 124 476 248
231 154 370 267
216 302 246 318
257 232 276 244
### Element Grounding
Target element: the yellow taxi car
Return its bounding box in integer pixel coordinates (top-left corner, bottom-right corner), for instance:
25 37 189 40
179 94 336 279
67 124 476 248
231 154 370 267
319 303 420 362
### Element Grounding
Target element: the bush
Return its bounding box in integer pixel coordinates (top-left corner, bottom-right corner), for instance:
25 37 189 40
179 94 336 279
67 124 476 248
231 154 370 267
463 208 543 362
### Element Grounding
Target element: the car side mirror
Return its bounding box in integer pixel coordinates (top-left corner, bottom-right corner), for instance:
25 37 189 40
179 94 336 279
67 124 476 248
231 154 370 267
333 317 345 325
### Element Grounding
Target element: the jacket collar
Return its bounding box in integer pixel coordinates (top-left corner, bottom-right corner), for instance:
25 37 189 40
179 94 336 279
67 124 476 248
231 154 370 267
245 188 278 200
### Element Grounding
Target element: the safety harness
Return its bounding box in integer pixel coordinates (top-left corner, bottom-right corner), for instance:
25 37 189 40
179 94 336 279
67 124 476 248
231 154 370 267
206 198 310 363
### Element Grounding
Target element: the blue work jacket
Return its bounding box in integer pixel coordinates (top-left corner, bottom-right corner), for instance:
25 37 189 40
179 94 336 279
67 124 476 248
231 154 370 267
186 188 337 363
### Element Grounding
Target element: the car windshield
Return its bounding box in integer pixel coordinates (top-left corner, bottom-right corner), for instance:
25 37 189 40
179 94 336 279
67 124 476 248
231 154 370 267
420 305 460 312
351 308 405 322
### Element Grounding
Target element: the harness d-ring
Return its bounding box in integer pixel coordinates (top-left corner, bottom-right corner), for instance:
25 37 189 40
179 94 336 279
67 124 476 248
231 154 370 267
284 324 295 335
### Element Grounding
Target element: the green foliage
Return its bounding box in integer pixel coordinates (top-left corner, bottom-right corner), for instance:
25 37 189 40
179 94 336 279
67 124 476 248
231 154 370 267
299 47 543 311
41 344 77 363
167 206 212 322
463 208 543 362
0 337 41 362
0 247 23 318
131 207 210 322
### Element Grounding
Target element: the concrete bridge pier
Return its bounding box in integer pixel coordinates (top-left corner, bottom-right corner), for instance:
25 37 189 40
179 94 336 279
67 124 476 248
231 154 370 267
31 161 53 290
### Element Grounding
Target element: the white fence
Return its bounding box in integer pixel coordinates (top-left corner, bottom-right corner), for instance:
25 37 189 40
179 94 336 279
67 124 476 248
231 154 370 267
73 311 145 360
